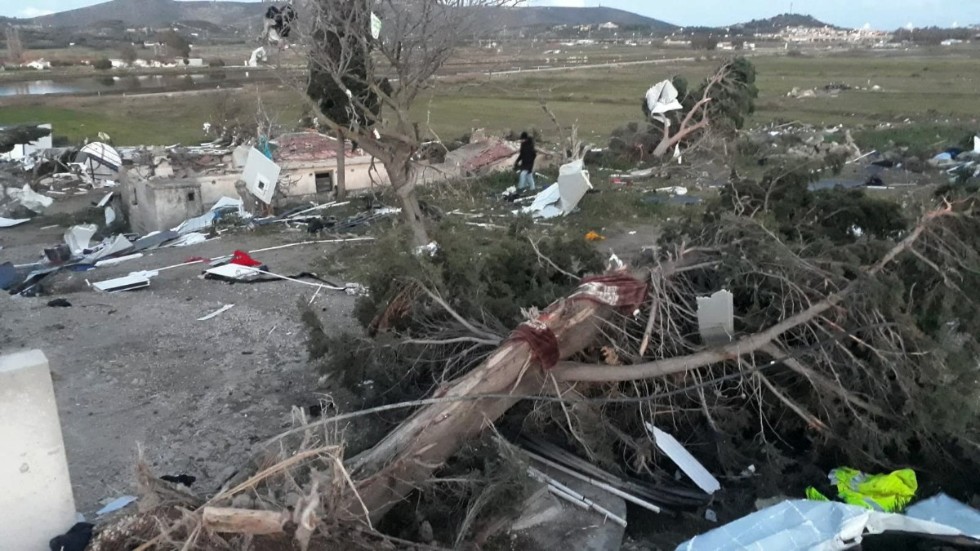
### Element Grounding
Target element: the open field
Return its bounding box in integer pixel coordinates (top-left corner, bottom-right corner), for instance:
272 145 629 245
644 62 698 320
3 47 980 147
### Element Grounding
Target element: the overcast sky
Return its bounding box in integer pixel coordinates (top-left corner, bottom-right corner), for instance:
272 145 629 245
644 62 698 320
8 0 980 30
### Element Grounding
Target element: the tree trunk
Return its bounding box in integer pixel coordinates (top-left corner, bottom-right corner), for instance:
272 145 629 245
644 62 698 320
340 292 630 523
387 151 430 248
335 131 347 200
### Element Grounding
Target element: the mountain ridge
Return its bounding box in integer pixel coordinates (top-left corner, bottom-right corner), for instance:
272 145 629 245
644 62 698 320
24 0 676 32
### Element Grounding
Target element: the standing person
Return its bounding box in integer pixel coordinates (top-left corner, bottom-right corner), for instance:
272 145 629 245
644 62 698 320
515 131 537 192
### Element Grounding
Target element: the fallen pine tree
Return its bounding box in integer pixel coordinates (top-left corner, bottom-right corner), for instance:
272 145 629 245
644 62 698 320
90 185 980 549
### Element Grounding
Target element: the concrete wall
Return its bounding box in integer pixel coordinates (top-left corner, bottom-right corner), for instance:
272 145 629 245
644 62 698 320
277 158 390 196
0 350 77 549
194 173 242 206
130 179 205 234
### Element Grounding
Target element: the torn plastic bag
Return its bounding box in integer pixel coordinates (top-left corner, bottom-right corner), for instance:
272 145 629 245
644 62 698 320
646 80 683 126
676 499 979 551
906 493 980 538
6 184 53 213
522 160 592 219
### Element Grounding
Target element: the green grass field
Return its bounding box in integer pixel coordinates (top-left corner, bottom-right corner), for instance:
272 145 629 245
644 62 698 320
3 47 980 147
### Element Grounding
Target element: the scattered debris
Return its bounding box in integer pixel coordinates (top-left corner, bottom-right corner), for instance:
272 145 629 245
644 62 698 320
198 304 235 321
645 424 721 495
95 495 138 517
906 493 980 538
0 216 29 227
204 264 262 283
94 253 144 268
5 184 53 214
695 290 734 346
160 474 197 488
528 466 627 527
806 467 917 513
677 498 980 550
415 241 439 257
656 186 688 195
174 196 248 235
0 262 18 290
47 298 72 308
64 225 97 256
519 438 708 511
344 283 369 297
92 271 158 293
243 147 281 204
48 522 94 551
585 231 605 242
523 159 592 219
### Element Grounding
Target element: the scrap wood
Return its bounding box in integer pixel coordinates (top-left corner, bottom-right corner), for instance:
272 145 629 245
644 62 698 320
131 446 339 551
201 507 287 535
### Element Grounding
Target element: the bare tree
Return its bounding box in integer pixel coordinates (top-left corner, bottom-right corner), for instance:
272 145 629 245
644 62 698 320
5 26 24 65
298 0 520 247
119 43 139 66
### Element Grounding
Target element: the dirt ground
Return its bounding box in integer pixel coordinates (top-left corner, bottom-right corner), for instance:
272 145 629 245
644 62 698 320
1 199 369 515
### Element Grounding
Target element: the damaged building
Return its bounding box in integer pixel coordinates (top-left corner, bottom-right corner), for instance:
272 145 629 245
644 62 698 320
124 132 391 233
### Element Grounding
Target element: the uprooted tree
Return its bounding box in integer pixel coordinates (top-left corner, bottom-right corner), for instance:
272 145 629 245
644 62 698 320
93 176 980 548
611 57 758 162
299 0 521 247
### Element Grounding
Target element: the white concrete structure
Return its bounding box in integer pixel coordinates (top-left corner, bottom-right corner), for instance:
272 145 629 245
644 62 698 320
0 350 77 549
23 59 52 70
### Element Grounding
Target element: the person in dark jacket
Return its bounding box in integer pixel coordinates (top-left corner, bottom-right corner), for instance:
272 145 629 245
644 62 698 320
515 131 537 192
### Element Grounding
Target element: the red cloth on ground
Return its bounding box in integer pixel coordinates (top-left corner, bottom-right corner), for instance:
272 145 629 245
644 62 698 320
230 250 262 267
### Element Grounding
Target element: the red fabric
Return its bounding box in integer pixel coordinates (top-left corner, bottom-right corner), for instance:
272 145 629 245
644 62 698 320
230 250 262 267
507 320 560 370
570 273 648 311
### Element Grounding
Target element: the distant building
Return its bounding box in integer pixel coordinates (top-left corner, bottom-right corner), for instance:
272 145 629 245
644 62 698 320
598 22 620 31
22 59 51 70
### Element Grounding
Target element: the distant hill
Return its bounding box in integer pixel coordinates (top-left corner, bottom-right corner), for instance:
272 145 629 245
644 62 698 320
24 0 674 33
28 0 262 29
734 13 845 33
486 6 676 32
